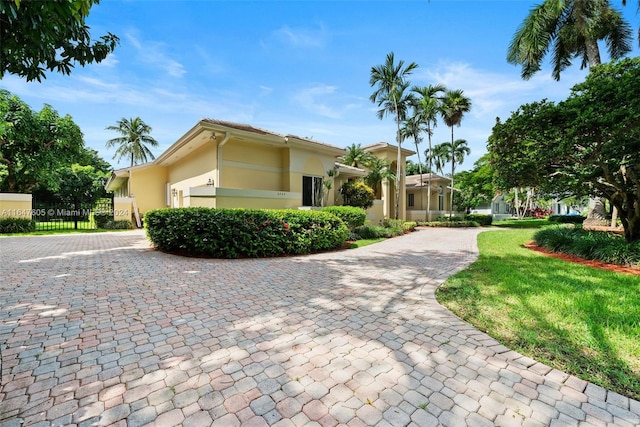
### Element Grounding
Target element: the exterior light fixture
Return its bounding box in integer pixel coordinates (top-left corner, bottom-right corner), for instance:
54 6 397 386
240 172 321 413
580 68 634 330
206 178 214 186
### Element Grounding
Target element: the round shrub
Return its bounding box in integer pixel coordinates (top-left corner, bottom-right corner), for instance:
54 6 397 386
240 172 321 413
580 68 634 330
321 206 366 229
144 207 349 258
340 181 375 209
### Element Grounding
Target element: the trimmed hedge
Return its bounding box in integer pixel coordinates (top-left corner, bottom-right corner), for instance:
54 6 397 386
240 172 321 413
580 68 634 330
321 206 366 229
94 212 113 228
465 214 493 226
548 214 586 224
0 217 36 233
104 220 132 230
144 207 349 258
534 226 639 266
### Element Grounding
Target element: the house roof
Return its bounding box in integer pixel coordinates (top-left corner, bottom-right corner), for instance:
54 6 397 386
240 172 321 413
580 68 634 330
153 119 345 166
405 173 451 188
363 142 416 156
334 162 366 177
105 163 156 192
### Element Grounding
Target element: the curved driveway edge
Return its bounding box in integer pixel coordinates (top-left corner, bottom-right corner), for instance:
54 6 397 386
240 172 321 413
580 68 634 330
0 228 638 426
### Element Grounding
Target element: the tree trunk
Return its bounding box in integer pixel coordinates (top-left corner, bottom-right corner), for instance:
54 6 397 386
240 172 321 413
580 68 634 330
414 138 423 219
426 131 432 222
611 206 618 228
394 115 401 220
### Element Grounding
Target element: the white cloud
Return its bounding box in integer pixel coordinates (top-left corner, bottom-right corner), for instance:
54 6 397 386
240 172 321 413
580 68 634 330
291 84 361 120
272 23 328 48
125 32 186 78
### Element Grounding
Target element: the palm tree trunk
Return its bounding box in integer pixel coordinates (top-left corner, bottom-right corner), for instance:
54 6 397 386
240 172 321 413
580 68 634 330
449 126 454 219
414 137 423 218
426 128 432 222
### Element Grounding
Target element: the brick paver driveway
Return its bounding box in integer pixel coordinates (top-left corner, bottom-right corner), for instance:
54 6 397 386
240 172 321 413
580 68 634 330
1 228 638 426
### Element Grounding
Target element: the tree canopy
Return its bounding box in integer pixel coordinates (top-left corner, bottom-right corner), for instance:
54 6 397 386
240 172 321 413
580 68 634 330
488 57 640 242
0 89 85 192
0 0 119 82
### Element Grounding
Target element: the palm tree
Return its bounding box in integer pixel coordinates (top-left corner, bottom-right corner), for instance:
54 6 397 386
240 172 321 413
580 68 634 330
400 115 425 211
507 0 632 225
622 0 640 45
440 90 471 213
342 143 373 168
427 144 449 176
106 117 159 167
507 0 633 80
413 84 446 220
364 157 396 199
435 139 470 218
370 52 419 219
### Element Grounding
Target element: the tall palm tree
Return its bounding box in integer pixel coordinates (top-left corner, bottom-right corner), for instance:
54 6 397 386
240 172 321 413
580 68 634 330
413 84 446 220
507 0 633 80
106 117 159 167
370 52 419 219
435 139 470 218
507 0 632 225
400 115 425 211
342 143 373 168
440 90 471 212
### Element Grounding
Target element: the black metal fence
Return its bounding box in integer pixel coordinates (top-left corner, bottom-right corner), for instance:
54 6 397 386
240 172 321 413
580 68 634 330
32 198 114 231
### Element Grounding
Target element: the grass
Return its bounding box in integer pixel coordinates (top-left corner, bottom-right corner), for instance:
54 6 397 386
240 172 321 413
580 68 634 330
437 229 640 400
492 218 552 228
346 238 386 249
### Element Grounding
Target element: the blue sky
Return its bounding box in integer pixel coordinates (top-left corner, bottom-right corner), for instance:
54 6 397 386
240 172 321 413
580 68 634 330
2 0 639 170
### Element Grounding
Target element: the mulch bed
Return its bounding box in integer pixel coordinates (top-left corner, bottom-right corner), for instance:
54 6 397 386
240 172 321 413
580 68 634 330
524 241 640 276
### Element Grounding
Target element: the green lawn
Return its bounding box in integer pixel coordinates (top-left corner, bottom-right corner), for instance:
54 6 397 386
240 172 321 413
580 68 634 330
437 229 640 400
492 218 552 228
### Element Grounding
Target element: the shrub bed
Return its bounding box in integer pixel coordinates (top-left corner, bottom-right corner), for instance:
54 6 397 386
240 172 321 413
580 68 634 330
0 217 36 233
321 206 366 229
465 214 493 226
548 214 586 224
144 207 348 258
534 226 640 266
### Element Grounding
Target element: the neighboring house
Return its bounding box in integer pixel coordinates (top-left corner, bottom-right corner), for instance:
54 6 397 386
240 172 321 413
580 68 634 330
404 173 460 221
470 193 512 219
105 120 414 225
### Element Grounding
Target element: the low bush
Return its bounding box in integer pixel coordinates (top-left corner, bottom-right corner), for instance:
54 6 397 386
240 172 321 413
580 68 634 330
93 212 113 228
437 215 464 222
0 217 36 233
104 220 132 230
465 214 493 226
353 224 406 239
534 226 640 266
321 206 366 229
145 207 348 258
340 181 375 209
548 214 586 224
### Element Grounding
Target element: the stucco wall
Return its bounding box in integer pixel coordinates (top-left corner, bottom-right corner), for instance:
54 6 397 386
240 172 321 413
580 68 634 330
130 167 168 214
0 193 32 219
221 141 284 191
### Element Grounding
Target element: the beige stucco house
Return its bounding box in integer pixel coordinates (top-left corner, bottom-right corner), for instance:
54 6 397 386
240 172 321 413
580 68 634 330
105 119 416 226
404 173 460 221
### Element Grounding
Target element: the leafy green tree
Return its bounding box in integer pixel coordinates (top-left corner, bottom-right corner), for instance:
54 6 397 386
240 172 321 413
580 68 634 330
507 0 632 80
488 58 640 242
453 154 497 213
370 52 418 219
413 84 446 219
1 0 119 82
0 89 84 192
426 143 449 176
342 143 373 168
434 139 470 218
405 160 429 176
106 117 159 167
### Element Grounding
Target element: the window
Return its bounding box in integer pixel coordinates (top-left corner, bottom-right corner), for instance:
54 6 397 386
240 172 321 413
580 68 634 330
494 203 500 214
302 176 323 207
438 192 444 211
408 193 414 207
